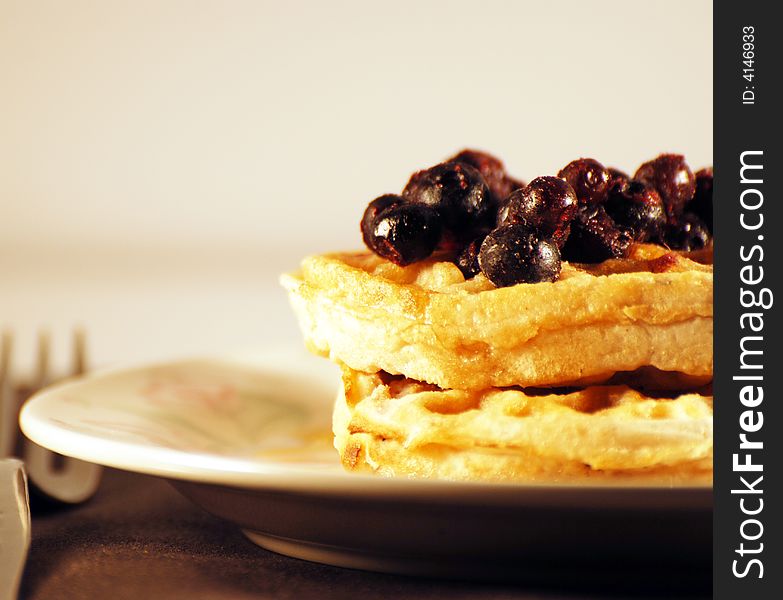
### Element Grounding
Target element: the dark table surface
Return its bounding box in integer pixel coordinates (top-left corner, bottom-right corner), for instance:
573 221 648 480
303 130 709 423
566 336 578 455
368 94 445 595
21 469 710 600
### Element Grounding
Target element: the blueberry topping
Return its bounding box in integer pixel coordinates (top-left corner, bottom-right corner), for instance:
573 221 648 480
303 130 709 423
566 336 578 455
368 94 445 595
662 213 710 251
361 194 404 249
403 161 495 235
689 167 713 233
478 224 561 287
449 149 523 202
364 203 442 266
605 180 666 242
633 154 696 221
561 205 633 263
557 158 611 206
435 229 464 255
504 176 578 246
607 167 630 188
456 235 486 279
496 196 513 227
359 151 709 283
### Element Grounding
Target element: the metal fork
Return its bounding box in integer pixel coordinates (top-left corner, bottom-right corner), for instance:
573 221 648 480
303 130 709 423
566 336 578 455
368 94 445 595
1 330 103 504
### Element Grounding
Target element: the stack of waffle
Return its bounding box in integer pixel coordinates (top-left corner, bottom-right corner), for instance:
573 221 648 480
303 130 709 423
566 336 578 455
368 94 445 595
282 242 712 484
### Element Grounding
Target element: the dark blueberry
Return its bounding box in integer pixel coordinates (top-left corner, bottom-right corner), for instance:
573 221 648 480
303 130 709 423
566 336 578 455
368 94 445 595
456 235 485 279
604 180 666 242
361 194 404 249
633 154 696 221
365 204 442 266
561 205 633 263
689 167 713 233
505 176 578 246
496 196 513 227
435 229 464 255
478 224 561 287
403 161 495 235
661 213 711 251
607 167 630 189
449 149 522 202
494 180 528 228
557 158 611 206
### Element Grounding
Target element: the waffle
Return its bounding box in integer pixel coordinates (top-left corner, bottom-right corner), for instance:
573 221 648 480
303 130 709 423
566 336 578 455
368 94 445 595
334 367 713 484
282 243 713 391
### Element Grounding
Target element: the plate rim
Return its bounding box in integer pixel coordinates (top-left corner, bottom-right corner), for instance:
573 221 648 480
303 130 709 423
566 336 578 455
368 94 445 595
19 350 713 505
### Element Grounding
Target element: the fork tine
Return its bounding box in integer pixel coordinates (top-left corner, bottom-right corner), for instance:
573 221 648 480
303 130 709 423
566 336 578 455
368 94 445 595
1 331 16 457
0 330 12 386
35 330 50 388
72 327 87 376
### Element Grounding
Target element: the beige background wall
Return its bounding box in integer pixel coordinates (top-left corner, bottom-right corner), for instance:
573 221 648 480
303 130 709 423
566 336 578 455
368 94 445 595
1 0 712 371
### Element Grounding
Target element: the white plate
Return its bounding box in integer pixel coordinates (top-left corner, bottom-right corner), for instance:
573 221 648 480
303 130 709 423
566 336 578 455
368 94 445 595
20 348 712 581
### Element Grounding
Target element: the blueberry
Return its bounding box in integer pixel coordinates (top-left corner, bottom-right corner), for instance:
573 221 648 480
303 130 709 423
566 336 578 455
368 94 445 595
365 203 442 266
456 235 485 279
561 205 633 263
361 194 404 249
435 229 464 255
449 149 524 202
403 161 495 235
608 167 629 180
689 167 713 233
605 180 666 242
607 167 630 189
557 158 611 206
661 213 710 251
634 154 696 221
496 196 513 227
478 224 561 287
505 176 578 246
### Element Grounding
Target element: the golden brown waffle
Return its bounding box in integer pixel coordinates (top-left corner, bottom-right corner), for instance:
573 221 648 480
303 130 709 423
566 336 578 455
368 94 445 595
283 244 713 390
334 368 713 484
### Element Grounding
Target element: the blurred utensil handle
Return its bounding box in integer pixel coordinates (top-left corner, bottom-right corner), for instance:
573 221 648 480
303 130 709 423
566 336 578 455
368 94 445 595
0 458 31 600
